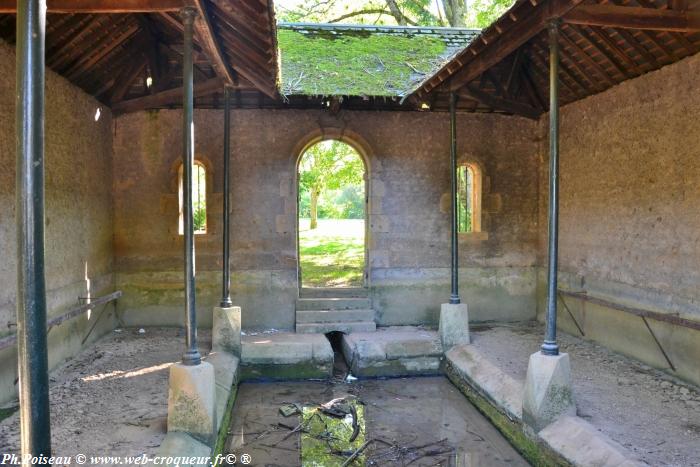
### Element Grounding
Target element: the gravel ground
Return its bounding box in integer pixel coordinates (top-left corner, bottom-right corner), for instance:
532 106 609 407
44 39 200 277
471 322 700 467
0 327 210 460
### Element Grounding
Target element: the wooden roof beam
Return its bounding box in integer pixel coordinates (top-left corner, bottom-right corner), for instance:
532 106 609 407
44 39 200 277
0 0 186 13
564 5 700 33
459 84 541 119
446 0 586 92
112 77 225 113
190 0 239 89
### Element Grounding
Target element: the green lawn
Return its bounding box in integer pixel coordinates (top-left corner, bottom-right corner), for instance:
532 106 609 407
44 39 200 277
299 218 365 288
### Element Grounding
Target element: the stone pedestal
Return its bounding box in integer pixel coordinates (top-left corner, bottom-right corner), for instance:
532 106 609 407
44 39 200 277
439 303 470 349
522 351 576 432
212 306 241 357
167 361 216 444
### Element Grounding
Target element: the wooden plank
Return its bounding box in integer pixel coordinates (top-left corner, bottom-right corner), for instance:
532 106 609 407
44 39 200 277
111 77 225 112
559 26 615 87
446 0 586 92
0 292 123 352
460 84 541 119
191 0 237 87
0 0 185 13
65 23 140 80
109 55 148 103
573 25 631 79
585 26 644 75
559 289 700 332
564 4 700 33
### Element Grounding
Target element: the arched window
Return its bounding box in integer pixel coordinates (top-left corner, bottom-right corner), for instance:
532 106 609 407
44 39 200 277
178 162 207 235
457 163 482 233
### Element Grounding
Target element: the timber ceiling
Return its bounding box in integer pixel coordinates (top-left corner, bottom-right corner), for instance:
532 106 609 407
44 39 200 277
0 0 698 115
0 0 279 111
408 0 700 117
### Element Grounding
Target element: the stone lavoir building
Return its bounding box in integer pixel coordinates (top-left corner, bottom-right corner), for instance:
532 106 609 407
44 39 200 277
0 0 699 465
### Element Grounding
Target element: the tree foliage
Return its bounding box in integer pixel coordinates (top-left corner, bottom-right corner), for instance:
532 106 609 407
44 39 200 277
277 0 515 28
299 141 364 228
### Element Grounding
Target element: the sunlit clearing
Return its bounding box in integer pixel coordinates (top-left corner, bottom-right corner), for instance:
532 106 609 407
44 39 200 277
94 107 101 122
82 362 174 382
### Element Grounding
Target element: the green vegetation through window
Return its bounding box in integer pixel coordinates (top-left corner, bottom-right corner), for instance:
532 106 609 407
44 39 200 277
298 140 366 287
457 163 481 233
179 162 207 235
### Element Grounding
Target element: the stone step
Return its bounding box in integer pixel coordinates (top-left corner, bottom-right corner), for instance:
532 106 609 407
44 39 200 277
300 287 369 298
296 321 377 334
296 297 371 311
296 309 375 324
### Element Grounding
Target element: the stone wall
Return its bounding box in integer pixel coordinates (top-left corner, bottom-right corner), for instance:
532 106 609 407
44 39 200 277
0 41 116 404
537 52 700 385
113 109 540 330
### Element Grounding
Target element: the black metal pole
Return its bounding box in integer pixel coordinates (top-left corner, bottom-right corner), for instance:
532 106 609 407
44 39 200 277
542 20 560 356
16 0 51 456
449 92 461 305
181 6 201 366
220 87 233 308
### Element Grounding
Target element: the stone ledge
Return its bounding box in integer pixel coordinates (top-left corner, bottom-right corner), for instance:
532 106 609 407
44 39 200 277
342 326 443 377
445 344 643 467
445 345 523 420
240 332 333 381
540 416 644 467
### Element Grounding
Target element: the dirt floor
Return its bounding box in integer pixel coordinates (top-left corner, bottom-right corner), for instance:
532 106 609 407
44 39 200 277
226 377 529 466
471 322 700 467
0 327 210 458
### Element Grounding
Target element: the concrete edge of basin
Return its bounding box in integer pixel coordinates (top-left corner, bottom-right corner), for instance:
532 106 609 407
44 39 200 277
444 345 644 467
156 351 240 466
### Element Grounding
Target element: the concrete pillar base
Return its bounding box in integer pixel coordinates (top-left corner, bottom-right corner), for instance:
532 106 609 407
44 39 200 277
439 303 470 349
522 351 576 432
167 361 217 444
212 306 241 357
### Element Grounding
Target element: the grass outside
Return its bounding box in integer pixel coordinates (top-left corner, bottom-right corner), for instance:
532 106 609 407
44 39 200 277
299 218 365 288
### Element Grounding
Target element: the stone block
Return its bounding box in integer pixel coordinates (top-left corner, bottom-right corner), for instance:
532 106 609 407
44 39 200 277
445 345 523 420
522 352 576 432
540 416 644 467
206 351 240 391
439 303 470 349
242 339 311 364
212 306 242 357
155 432 211 466
167 362 217 444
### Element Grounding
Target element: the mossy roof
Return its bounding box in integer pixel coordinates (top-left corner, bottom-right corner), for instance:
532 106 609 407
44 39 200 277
277 23 480 98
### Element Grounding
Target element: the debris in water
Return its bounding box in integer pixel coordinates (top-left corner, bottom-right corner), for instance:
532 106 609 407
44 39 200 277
301 397 366 466
279 403 301 417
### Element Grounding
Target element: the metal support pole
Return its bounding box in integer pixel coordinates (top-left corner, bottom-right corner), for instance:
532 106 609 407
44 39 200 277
16 0 51 456
181 6 201 366
449 92 461 304
542 20 561 356
220 87 233 308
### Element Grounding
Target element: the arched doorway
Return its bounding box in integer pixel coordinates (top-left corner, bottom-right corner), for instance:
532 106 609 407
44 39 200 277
297 139 368 289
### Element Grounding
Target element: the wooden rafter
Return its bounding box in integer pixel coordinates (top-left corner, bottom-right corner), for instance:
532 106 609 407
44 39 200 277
445 0 586 93
112 77 224 112
460 84 541 119
0 0 185 13
191 0 237 88
564 4 700 33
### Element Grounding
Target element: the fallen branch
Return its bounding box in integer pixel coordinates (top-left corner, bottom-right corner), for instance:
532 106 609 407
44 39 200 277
341 439 373 467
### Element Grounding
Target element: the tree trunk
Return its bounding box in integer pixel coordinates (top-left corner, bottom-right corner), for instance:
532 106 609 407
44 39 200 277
385 0 409 25
442 0 467 26
310 188 320 230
